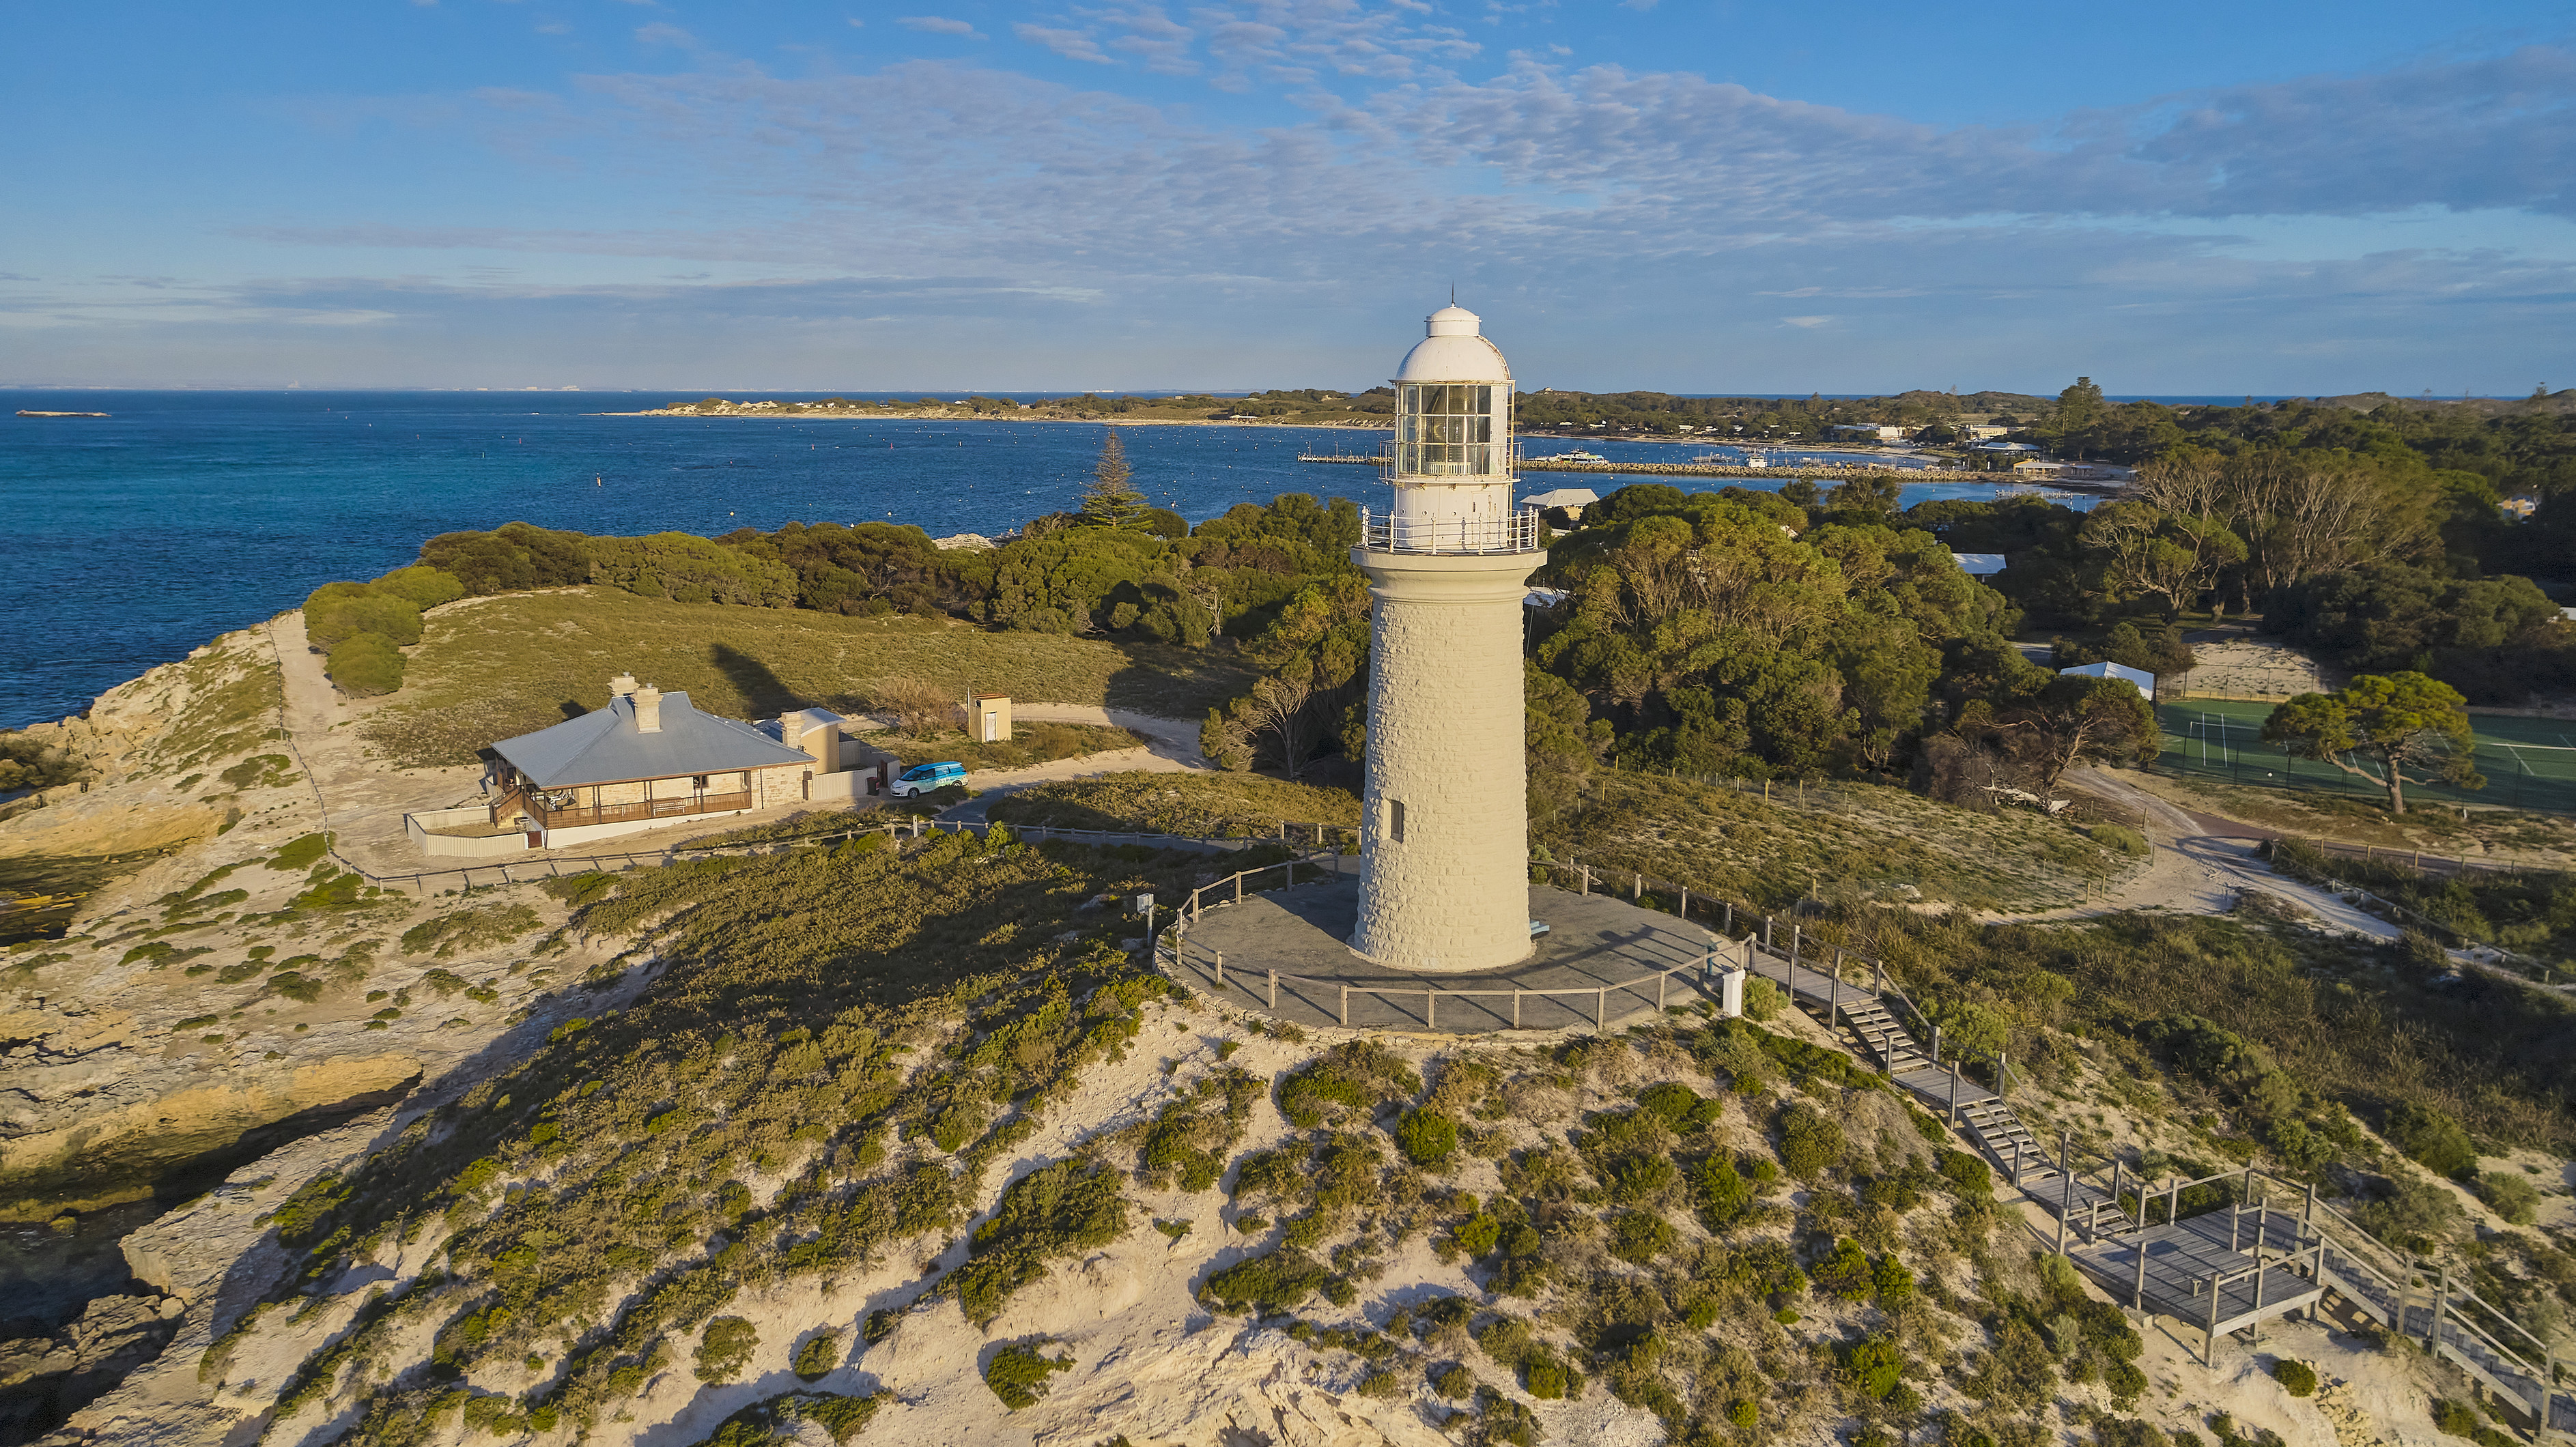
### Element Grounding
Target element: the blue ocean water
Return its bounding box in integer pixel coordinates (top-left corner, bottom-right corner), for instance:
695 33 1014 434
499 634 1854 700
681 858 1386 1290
0 391 2065 729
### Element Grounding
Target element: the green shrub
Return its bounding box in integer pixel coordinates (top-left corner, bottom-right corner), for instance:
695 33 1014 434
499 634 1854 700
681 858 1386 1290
685 1389 884 1447
327 633 407 697
695 1317 759 1382
982 1341 1073 1410
1607 1210 1674 1264
1937 1148 1991 1194
792 1330 841 1381
1277 1042 1422 1128
370 565 467 611
2271 1358 2317 1396
1778 1100 1846 1179
2090 825 2149 858
1841 1336 1904 1399
1203 1249 1335 1314
1728 1399 1759 1428
2473 1171 2540 1224
269 833 332 870
1433 1363 1473 1399
308 590 423 649
952 1160 1127 1326
1742 976 1787 1022
1395 1108 1460 1169
401 903 541 958
2434 1399 2479 1437
1809 1237 1873 1300
2385 1100 2478 1178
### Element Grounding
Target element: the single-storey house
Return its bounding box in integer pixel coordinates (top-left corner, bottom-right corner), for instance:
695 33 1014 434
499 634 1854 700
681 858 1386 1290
2060 660 2157 697
1962 425 2010 442
1976 442 2041 455
405 674 842 856
1828 424 1908 442
2012 459 2068 478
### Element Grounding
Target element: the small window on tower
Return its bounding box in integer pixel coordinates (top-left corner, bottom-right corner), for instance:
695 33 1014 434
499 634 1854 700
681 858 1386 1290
1390 799 1407 843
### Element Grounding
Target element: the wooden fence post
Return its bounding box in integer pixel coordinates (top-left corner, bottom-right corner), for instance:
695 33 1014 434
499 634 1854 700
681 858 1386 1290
1512 990 1523 1029
1214 953 1224 989
1267 971 1277 1009
2134 1239 2150 1310
1596 988 1608 1032
1426 990 1435 1029
1339 986 1350 1028
2057 1132 2073 1254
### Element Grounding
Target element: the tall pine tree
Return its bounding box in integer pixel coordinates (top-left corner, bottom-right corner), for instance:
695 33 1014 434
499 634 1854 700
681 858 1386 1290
1078 431 1146 526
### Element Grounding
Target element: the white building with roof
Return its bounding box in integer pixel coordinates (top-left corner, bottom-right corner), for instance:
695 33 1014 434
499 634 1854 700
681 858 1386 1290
2060 660 2157 696
405 674 839 855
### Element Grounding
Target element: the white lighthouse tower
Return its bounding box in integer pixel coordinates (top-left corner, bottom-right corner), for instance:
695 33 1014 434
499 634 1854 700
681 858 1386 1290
1348 304 1545 973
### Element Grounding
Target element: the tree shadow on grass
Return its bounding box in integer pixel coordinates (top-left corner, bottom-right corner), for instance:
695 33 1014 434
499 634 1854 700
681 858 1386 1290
709 642 806 718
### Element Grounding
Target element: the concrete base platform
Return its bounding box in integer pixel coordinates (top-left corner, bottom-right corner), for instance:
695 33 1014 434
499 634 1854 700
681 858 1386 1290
1171 878 1733 1034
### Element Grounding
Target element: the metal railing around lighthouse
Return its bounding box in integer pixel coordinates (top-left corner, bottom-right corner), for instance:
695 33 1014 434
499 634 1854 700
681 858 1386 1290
1357 505 1544 555
1156 848 1727 1031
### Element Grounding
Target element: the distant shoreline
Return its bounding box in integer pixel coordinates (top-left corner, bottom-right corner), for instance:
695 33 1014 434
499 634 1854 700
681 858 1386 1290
592 407 1390 429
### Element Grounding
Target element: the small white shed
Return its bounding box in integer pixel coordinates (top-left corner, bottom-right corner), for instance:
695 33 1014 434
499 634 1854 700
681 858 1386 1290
2059 660 2157 696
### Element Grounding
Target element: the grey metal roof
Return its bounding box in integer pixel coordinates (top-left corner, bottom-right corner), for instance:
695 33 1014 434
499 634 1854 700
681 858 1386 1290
494 691 815 788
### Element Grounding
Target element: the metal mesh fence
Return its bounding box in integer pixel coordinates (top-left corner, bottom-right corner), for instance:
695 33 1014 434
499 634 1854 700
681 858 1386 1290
2153 700 2576 816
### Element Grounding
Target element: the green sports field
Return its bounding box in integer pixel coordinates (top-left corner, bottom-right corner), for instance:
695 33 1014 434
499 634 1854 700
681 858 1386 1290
2155 699 2576 815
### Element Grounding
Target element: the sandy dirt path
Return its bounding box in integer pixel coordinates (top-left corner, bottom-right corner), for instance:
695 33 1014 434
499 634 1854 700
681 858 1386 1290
1983 765 2403 940
937 707 1213 823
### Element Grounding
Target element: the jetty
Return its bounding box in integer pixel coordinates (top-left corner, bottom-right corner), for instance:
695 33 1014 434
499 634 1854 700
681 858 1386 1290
16 410 110 418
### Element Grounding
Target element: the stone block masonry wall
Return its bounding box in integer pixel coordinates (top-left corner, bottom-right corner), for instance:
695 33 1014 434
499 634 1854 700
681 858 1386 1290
752 764 808 810
1350 547 1542 972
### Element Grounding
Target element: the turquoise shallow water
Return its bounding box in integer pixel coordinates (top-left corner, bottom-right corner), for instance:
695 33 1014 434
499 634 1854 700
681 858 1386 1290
0 390 2042 728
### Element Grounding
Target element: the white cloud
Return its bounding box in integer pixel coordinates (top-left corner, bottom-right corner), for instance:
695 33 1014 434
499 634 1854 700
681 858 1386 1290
1780 315 1833 328
1015 23 1116 64
898 16 987 38
633 22 696 48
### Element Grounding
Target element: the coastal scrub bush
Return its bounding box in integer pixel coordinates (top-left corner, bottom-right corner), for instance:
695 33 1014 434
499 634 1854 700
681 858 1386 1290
2386 1101 2479 1178
1202 1249 1333 1314
401 903 541 958
1841 1336 1905 1399
327 633 406 697
792 1330 841 1381
685 1390 883 1447
1742 976 1787 1022
952 1160 1127 1326
1396 1108 1460 1169
2474 1171 2541 1224
419 521 591 595
694 1317 759 1382
369 565 467 611
1778 1100 1847 1179
1277 1041 1423 1128
2090 825 2149 858
2271 1358 2317 1396
269 833 332 870
982 1341 1073 1410
305 587 424 649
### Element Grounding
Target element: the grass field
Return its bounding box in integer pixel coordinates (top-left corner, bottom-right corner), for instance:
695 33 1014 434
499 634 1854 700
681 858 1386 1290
358 588 1260 769
1544 771 2118 912
2155 700 2576 816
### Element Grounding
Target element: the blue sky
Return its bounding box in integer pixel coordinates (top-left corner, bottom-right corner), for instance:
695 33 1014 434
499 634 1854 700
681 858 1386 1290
3 1 2573 395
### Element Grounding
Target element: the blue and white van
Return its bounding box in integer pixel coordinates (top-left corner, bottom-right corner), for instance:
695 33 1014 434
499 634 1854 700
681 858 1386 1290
890 761 967 798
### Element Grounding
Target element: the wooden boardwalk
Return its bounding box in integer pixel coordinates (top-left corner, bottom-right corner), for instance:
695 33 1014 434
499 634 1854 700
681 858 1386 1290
2069 1207 2325 1343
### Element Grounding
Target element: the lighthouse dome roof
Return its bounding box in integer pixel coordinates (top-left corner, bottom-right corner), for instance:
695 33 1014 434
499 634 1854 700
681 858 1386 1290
1395 304 1512 384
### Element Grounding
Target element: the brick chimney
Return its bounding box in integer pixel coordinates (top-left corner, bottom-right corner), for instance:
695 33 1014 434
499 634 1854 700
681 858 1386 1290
632 685 663 733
